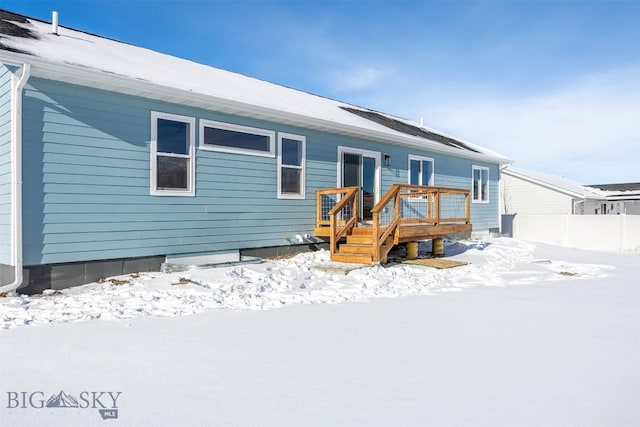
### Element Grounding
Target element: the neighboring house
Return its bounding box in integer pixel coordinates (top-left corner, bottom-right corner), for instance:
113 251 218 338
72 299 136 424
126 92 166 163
501 167 603 215
0 10 508 293
501 167 639 215
500 167 640 251
585 183 640 215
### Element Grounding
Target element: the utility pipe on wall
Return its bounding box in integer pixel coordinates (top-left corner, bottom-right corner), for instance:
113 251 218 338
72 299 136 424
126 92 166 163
0 63 30 294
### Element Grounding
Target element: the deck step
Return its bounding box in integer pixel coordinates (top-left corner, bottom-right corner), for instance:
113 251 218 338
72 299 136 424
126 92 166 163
331 253 373 264
334 226 376 264
351 227 374 235
346 235 373 244
338 243 373 254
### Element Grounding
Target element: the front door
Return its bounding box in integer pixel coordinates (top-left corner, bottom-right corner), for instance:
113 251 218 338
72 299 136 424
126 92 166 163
339 148 380 221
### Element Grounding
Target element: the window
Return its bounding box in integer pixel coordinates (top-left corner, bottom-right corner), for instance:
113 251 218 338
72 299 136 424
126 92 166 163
472 165 489 203
408 155 434 186
600 203 608 215
200 119 275 157
151 112 195 196
278 133 306 199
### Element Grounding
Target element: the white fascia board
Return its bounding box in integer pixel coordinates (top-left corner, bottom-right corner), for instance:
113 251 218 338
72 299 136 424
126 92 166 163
2 51 510 165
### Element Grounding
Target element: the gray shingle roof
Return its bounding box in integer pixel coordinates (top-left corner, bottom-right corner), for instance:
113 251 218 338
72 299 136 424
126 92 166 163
587 183 640 192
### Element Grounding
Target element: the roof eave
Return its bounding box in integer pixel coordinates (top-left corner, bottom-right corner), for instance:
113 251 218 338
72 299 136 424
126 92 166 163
2 51 510 164
603 194 640 201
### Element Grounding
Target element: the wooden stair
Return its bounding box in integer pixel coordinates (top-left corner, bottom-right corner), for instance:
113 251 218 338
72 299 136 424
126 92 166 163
331 227 394 264
317 184 472 265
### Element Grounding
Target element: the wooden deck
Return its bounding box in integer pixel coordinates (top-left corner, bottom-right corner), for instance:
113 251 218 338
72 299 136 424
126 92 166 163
315 184 472 264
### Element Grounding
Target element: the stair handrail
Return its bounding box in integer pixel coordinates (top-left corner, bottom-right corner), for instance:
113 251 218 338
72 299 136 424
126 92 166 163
328 187 359 257
371 184 401 263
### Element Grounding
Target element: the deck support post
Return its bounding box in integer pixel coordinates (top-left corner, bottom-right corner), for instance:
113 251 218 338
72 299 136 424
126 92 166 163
406 242 419 260
432 238 444 257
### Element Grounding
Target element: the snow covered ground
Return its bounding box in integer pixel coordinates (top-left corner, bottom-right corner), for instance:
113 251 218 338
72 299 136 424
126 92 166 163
0 238 638 426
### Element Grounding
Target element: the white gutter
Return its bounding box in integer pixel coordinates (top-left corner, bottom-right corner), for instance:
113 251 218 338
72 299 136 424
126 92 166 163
0 63 30 294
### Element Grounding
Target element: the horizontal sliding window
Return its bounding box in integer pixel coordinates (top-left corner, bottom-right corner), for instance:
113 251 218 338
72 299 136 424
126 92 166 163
150 112 195 196
200 119 275 157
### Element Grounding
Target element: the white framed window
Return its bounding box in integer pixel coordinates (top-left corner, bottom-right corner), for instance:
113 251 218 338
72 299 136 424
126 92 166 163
199 119 275 157
472 165 490 203
150 112 195 196
278 133 306 199
408 155 434 186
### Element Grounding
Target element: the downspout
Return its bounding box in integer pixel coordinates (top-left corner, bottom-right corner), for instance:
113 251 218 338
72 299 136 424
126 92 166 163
0 63 30 294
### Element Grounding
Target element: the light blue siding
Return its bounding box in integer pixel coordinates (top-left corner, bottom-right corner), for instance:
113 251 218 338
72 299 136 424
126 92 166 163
0 64 13 264
22 77 500 265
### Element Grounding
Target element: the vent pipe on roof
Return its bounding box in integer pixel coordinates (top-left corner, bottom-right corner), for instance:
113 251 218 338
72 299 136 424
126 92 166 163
52 11 59 35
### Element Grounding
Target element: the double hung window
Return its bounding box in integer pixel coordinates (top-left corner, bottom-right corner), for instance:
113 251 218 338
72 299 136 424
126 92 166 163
472 165 489 203
278 133 306 199
408 155 434 186
151 112 195 196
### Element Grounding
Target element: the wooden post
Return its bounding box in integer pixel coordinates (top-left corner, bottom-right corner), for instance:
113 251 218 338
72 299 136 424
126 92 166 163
406 242 418 260
316 190 322 226
394 189 401 223
432 238 444 257
465 191 470 223
434 189 440 226
330 213 337 256
372 206 380 263
353 188 358 223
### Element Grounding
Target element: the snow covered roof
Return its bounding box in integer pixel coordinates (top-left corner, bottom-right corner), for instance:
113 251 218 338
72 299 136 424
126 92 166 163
502 167 605 199
587 183 640 192
0 9 509 163
585 183 640 200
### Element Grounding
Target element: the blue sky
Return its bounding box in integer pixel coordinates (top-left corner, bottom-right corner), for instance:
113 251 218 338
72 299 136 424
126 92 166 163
4 0 639 183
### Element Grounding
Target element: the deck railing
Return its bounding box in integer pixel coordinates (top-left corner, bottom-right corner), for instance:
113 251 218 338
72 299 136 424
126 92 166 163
315 184 470 263
316 187 359 256
370 184 470 262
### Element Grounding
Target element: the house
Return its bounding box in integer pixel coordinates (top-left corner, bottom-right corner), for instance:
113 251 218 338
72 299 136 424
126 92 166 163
500 167 605 215
585 183 640 215
501 167 640 216
500 167 640 251
0 9 508 293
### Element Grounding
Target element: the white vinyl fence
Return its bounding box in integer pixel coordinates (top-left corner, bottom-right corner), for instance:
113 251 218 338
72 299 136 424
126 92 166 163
505 214 640 252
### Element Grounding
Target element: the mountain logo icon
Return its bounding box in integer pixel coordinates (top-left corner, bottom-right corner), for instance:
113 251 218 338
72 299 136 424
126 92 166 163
45 390 80 408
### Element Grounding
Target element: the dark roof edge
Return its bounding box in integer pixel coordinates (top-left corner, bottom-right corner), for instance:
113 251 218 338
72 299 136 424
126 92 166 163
587 182 640 192
340 106 480 153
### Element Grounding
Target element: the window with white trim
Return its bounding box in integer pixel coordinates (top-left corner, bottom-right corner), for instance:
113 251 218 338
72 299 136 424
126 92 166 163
200 119 275 157
151 112 195 196
408 155 434 186
472 165 489 203
277 133 305 199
